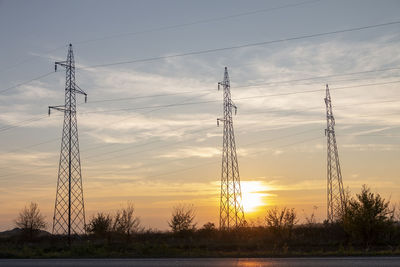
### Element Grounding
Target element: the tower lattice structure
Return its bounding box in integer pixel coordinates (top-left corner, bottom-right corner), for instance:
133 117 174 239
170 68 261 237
324 84 345 222
217 67 245 229
49 44 87 237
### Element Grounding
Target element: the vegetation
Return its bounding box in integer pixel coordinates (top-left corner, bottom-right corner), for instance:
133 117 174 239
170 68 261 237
112 203 142 238
85 212 112 239
168 204 196 233
14 202 46 241
265 207 298 247
2 185 400 258
86 203 141 240
341 185 395 248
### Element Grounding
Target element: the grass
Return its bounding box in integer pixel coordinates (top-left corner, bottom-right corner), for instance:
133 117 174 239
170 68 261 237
2 224 400 258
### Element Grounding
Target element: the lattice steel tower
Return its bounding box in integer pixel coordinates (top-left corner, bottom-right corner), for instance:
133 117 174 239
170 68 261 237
49 44 87 237
324 84 345 222
217 67 245 229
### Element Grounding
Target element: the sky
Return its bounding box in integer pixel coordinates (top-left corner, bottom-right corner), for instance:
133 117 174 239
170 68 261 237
0 0 399 231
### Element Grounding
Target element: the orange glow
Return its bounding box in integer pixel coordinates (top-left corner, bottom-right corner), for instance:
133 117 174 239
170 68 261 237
241 181 270 213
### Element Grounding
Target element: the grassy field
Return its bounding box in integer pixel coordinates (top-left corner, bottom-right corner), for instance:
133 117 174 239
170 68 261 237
1 224 400 258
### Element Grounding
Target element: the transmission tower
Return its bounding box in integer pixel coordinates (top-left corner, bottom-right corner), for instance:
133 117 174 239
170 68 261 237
49 44 87 239
217 67 245 229
324 84 345 222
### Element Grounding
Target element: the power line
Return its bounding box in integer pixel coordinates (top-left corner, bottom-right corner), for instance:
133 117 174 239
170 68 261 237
137 136 325 182
1 137 60 154
0 115 49 133
0 125 323 180
0 0 319 74
235 67 400 89
0 71 55 95
82 66 400 104
0 137 60 171
1 120 398 181
0 114 63 134
77 80 400 115
0 46 66 74
5 107 396 173
91 127 324 177
82 20 400 69
4 127 399 182
83 125 216 164
1 59 398 100
81 101 400 166
0 78 398 135
75 0 322 45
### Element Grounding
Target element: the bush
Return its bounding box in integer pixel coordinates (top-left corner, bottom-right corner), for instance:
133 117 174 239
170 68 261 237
342 185 395 247
265 207 298 246
168 204 196 233
86 213 112 238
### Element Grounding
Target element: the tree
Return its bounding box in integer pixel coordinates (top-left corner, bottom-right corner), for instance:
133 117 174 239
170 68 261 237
15 202 46 240
201 222 216 231
86 212 112 238
342 185 394 247
112 203 141 238
265 207 298 245
168 204 197 233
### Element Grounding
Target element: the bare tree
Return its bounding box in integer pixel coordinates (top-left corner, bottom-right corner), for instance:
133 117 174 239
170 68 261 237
15 202 46 240
168 204 197 233
113 203 141 238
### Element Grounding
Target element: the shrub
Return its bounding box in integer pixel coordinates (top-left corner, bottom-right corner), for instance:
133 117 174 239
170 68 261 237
265 207 298 246
86 212 112 238
342 185 395 247
168 204 196 233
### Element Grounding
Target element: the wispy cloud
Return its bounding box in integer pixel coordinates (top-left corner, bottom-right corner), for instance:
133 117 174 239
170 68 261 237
158 146 220 159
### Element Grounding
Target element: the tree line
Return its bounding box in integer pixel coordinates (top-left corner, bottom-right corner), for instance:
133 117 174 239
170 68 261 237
10 185 400 252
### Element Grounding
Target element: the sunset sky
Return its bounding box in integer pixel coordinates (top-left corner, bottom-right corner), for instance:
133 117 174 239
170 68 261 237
0 0 399 231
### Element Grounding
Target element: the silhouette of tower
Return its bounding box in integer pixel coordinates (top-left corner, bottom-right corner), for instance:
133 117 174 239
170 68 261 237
217 67 245 229
49 44 87 238
324 84 345 222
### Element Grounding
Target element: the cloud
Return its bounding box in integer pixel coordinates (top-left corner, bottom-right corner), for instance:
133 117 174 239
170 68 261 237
0 151 57 167
158 146 220 159
78 112 217 144
13 81 57 100
342 143 400 151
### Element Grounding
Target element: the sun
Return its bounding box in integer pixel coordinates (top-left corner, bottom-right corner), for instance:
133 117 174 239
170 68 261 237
240 181 270 213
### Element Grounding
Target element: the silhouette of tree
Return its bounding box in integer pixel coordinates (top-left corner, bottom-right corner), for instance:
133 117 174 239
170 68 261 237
168 204 196 233
342 185 395 247
113 203 141 238
86 212 112 238
201 222 216 231
15 202 46 241
265 207 298 245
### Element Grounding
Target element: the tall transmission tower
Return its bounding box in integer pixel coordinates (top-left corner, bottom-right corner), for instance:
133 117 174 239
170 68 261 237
324 84 345 222
49 44 87 239
217 67 245 229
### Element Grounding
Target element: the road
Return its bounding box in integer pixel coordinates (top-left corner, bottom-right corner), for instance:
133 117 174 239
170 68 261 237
0 257 400 266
